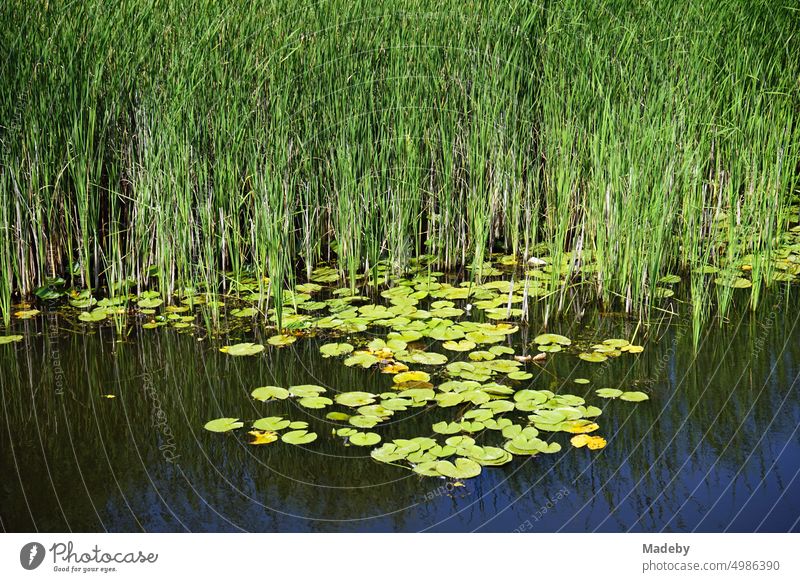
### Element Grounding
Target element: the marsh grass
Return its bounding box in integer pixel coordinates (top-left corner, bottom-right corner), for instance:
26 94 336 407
1 0 798 326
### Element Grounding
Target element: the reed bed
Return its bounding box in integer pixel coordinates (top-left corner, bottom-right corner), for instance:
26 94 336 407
1 0 798 326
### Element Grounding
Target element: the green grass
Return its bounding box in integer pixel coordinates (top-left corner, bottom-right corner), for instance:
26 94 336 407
1 0 798 326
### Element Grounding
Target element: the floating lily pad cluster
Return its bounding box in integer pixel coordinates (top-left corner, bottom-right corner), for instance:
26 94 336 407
199 266 657 479
578 339 644 363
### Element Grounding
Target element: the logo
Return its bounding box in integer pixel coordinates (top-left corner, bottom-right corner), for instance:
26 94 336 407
20 542 46 570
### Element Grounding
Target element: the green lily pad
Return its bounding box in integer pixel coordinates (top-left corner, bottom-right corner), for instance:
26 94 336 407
432 421 463 434
78 309 108 322
335 392 377 407
298 396 333 409
596 388 623 398
469 446 513 466
442 340 477 352
508 371 532 380
289 384 327 397
138 297 163 309
251 386 290 402
579 352 607 363
349 415 382 428
230 307 258 317
220 342 265 356
534 333 571 346
204 417 244 432
620 391 650 402
268 334 297 347
435 457 482 479
320 342 354 357
281 430 318 445
396 351 448 366
326 411 352 421
252 417 291 431
344 353 380 368
349 432 381 446
435 392 464 407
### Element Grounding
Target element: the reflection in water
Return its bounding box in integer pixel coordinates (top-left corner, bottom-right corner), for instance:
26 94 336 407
1 291 799 532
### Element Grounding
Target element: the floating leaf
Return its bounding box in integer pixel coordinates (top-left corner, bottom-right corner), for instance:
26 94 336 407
442 340 477 352
289 384 326 397
326 411 351 421
620 391 650 402
220 342 265 356
251 386 290 402
281 430 318 445
534 333 571 346
335 392 377 407
349 415 381 428
248 430 279 445
561 420 600 434
393 370 431 384
204 417 244 433
253 417 291 431
349 432 381 446
435 392 464 407
579 352 607 363
298 396 333 409
396 351 448 366
508 371 532 380
344 353 380 368
596 388 623 398
138 297 163 309
435 458 482 479
320 342 354 357
78 309 107 322
268 334 296 347
432 421 462 434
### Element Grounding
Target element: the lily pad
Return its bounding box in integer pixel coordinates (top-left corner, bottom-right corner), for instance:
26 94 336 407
620 391 650 402
320 342 354 357
435 457 482 479
344 353 380 368
204 417 244 433
289 384 327 397
534 333 571 346
335 392 377 407
220 342 265 356
442 340 477 352
393 370 431 384
281 430 318 445
268 334 297 347
432 421 463 434
253 417 291 431
298 396 333 409
596 388 623 398
251 386 290 402
349 432 381 446
248 430 279 445
396 351 448 366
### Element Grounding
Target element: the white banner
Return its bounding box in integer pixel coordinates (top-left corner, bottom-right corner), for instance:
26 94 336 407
0 534 796 580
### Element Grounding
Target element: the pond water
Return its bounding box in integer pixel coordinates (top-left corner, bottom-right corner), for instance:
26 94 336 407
2 290 799 532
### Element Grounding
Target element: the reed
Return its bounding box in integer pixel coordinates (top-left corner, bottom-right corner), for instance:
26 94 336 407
1 0 797 326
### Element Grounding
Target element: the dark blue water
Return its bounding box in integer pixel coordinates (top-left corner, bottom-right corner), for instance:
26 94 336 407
2 292 799 532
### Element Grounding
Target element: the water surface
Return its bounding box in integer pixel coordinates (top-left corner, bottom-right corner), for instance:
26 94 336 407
2 292 799 532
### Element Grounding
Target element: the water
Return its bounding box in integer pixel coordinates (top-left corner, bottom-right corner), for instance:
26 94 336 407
2 291 799 532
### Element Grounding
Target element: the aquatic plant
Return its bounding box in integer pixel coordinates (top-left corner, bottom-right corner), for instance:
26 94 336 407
1 0 798 330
